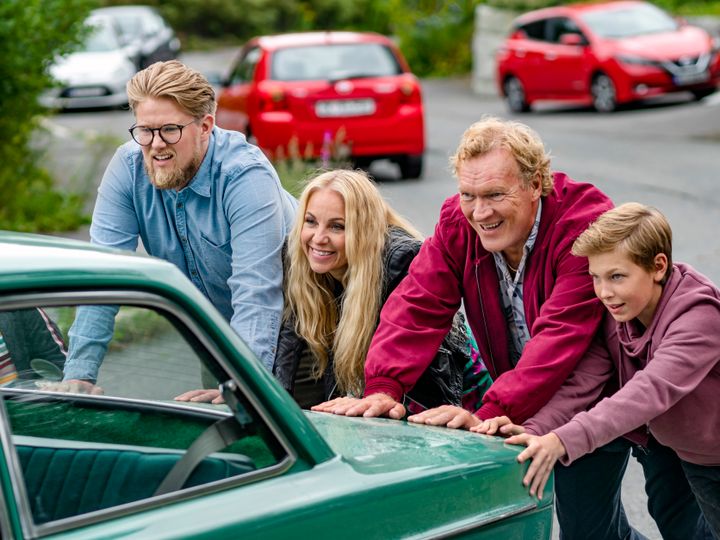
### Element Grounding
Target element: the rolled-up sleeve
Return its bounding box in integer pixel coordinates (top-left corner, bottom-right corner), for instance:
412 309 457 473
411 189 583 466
64 148 138 382
223 164 295 371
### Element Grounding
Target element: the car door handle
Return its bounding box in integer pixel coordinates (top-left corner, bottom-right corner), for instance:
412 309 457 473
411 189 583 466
544 52 557 60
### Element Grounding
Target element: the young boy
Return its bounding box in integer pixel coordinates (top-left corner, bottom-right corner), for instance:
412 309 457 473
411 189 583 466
475 203 720 537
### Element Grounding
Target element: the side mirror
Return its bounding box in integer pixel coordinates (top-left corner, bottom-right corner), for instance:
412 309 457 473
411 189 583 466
560 33 587 46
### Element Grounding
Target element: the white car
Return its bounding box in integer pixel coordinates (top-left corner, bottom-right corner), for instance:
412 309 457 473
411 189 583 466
92 5 181 70
40 14 137 110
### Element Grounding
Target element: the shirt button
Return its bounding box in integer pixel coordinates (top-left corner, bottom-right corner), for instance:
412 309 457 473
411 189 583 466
191 270 198 277
181 237 187 243
177 202 184 209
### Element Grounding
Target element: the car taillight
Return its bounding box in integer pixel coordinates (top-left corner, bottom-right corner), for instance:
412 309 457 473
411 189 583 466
399 77 421 104
258 84 288 112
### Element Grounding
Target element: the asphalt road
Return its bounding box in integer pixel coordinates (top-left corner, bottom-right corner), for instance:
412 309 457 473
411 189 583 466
45 48 720 540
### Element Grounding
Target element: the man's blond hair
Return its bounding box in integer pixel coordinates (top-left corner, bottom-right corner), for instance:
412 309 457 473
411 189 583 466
572 202 673 282
127 60 216 117
450 116 553 196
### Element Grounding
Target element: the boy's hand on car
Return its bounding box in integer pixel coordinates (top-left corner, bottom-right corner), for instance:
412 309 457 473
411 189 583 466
505 432 567 500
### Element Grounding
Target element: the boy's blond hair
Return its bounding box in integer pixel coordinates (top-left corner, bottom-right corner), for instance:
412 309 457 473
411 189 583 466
572 202 673 282
127 60 216 118
450 116 554 196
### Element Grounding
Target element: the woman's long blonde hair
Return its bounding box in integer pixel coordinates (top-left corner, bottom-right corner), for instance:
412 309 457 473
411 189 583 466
285 169 421 396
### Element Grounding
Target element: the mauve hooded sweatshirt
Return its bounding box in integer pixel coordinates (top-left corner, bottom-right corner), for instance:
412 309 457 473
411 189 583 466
528 263 720 466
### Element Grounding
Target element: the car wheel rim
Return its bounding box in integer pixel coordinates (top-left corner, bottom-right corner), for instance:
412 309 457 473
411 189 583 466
505 78 525 111
592 76 616 112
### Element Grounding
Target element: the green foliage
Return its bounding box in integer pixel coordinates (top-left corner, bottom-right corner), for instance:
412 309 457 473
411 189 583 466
272 131 354 197
0 0 97 232
101 0 392 40
386 0 478 77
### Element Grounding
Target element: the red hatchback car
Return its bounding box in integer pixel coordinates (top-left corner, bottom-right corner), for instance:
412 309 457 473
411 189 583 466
496 1 720 112
216 32 425 178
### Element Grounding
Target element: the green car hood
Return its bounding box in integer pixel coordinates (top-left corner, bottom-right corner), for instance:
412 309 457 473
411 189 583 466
304 411 553 534
307 411 524 473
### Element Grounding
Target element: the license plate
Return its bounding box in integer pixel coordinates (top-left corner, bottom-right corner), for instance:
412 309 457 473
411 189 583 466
315 99 376 118
672 70 710 86
66 87 106 98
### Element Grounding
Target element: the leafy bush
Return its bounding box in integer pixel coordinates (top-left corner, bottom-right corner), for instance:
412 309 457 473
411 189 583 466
101 0 392 42
273 130 353 196
0 0 97 232
386 0 477 77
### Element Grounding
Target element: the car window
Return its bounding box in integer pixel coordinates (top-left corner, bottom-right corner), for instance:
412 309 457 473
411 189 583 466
143 12 164 35
271 43 402 82
229 47 262 84
580 3 677 38
515 19 547 41
84 18 122 52
545 17 585 43
0 298 289 534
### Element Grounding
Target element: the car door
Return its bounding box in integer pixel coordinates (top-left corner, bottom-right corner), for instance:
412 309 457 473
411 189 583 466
506 19 551 96
541 16 592 96
0 292 305 539
216 46 262 134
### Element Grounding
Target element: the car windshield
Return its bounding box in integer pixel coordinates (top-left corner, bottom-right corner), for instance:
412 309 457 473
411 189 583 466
580 3 678 38
271 43 402 82
83 19 121 52
112 14 145 39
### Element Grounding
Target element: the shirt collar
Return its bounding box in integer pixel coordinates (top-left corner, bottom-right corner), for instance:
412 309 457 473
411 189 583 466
182 128 216 197
492 199 543 279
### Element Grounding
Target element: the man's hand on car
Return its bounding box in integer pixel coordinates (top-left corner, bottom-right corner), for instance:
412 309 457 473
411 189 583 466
312 393 406 419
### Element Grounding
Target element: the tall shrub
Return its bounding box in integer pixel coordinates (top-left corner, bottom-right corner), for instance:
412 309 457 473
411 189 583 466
388 0 477 77
0 0 96 231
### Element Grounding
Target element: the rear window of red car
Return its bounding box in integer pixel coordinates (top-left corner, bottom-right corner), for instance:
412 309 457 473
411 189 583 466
270 43 403 82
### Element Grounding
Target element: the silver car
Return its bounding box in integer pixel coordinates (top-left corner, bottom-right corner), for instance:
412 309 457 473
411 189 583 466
40 14 136 110
93 5 181 70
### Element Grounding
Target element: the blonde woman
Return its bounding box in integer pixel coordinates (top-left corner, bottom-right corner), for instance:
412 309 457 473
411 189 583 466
274 169 490 409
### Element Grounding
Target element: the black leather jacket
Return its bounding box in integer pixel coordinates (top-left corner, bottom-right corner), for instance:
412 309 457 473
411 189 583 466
273 227 468 409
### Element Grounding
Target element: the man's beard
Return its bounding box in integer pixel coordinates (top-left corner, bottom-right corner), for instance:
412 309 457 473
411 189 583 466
145 148 203 191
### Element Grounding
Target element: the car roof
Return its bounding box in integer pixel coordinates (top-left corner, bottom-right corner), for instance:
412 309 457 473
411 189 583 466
515 0 648 22
0 232 184 292
252 31 393 51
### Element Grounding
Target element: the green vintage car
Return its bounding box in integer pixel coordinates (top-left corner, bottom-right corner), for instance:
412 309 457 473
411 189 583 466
0 232 553 539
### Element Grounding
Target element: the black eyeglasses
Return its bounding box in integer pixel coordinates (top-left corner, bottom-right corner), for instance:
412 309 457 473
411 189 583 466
129 120 198 146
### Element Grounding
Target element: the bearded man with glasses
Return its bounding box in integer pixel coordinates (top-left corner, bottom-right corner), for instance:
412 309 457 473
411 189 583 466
62 60 297 394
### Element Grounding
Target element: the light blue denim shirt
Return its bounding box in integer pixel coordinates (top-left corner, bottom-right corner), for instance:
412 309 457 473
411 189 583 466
492 200 542 366
64 127 297 381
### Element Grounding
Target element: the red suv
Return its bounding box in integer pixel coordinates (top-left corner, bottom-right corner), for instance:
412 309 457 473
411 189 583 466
216 32 425 178
496 1 720 112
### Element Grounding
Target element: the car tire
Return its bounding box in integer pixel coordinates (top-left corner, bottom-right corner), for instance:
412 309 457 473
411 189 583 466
503 76 530 113
691 87 716 101
398 154 423 179
591 73 617 113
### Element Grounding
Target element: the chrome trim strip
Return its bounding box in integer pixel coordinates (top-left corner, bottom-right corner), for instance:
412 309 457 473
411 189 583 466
0 394 27 539
0 290 301 536
410 501 542 539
